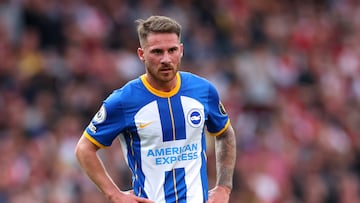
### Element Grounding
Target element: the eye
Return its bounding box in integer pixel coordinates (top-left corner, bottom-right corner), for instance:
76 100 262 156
151 49 163 55
168 47 178 54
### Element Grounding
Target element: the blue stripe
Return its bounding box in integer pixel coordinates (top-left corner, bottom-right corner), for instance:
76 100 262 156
124 131 148 198
158 96 186 142
171 96 186 140
164 168 187 203
200 132 208 202
158 99 173 142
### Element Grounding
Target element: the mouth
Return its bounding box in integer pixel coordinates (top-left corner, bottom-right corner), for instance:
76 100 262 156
159 66 173 72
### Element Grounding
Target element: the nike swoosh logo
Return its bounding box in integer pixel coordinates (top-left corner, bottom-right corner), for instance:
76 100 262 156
139 121 154 129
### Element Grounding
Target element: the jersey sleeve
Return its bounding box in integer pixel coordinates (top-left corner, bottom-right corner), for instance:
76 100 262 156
84 91 126 147
205 83 230 136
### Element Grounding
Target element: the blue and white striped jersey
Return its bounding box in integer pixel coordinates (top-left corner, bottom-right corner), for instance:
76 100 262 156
84 71 230 203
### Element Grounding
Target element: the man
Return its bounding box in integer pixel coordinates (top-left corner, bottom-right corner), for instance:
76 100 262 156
75 15 236 203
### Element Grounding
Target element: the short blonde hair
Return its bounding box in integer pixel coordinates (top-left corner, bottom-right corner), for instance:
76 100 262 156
135 15 181 47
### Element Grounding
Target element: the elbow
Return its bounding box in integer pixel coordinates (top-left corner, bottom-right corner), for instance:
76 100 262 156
74 135 89 162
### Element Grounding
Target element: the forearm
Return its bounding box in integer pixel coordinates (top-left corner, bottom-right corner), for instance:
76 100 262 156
75 136 122 200
214 125 236 191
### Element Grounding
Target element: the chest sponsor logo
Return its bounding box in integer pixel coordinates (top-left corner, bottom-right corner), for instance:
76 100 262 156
147 143 199 165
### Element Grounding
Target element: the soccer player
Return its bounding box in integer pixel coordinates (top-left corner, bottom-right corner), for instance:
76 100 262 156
75 15 236 203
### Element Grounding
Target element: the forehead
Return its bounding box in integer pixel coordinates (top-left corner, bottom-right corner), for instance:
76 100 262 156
144 33 180 50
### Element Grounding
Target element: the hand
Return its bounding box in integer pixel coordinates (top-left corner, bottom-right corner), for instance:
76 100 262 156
206 185 231 203
109 190 155 203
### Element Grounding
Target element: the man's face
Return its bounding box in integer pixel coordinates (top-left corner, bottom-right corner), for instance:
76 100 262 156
137 33 183 89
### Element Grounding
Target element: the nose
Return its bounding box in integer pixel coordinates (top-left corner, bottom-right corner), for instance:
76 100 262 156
160 52 171 64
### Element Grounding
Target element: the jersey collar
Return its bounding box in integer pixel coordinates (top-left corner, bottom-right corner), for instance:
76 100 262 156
141 72 181 98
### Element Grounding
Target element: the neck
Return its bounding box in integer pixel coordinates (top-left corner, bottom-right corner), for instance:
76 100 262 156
146 75 177 92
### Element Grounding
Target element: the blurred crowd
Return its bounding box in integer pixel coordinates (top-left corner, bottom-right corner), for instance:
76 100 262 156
1 0 360 202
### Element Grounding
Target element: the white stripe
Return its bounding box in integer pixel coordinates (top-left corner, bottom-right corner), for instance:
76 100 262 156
181 96 205 202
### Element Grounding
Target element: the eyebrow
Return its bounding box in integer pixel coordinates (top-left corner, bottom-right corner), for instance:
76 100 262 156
150 46 179 53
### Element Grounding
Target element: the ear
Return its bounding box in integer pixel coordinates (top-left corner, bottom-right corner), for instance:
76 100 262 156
180 43 184 57
137 47 145 62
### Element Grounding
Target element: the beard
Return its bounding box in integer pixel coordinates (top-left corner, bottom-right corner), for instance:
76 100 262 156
146 63 179 83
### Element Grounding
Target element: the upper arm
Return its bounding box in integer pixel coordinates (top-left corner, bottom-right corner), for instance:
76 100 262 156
215 124 235 141
85 94 127 147
75 134 100 158
206 83 230 136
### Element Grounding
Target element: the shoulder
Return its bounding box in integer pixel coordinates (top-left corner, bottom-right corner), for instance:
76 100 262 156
180 71 212 86
180 71 217 92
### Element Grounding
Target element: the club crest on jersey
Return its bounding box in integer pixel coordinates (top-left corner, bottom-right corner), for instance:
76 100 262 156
187 109 203 128
93 105 107 124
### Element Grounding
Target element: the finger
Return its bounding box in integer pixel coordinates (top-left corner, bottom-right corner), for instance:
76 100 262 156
134 196 155 203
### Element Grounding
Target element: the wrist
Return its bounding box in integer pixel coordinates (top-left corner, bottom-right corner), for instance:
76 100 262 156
105 188 123 201
216 185 232 195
